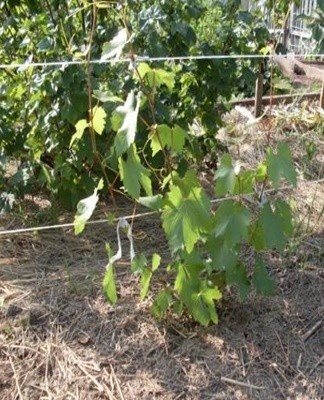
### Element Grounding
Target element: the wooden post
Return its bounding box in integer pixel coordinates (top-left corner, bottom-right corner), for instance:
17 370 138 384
320 80 324 109
254 72 264 118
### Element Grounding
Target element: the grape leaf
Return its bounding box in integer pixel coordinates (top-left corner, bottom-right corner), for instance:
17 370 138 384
162 171 211 253
213 200 251 247
274 199 294 236
114 91 141 156
174 263 221 326
205 237 237 271
91 106 107 135
259 202 286 250
138 194 163 210
266 143 297 188
101 28 128 61
152 253 161 271
234 170 255 194
252 257 275 296
103 266 117 304
255 163 267 182
226 262 251 301
70 119 88 147
215 154 237 196
118 144 152 199
135 63 175 92
150 124 187 156
140 268 152 300
74 188 99 235
131 253 147 274
151 289 173 319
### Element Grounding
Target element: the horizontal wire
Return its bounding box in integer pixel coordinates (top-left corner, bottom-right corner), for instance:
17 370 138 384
1 53 324 70
1 178 323 236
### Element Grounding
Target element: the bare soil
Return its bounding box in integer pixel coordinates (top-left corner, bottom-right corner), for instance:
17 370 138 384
0 102 323 400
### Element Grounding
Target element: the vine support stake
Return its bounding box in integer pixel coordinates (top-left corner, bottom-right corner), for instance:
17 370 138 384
320 80 324 109
254 64 264 118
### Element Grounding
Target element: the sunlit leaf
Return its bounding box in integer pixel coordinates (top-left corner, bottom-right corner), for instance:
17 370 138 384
70 119 88 147
140 268 152 300
152 253 161 271
91 106 107 135
103 266 117 304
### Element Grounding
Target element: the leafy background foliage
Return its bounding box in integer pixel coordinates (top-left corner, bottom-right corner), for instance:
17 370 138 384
0 0 298 325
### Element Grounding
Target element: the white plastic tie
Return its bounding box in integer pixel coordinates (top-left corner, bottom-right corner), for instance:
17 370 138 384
107 218 135 269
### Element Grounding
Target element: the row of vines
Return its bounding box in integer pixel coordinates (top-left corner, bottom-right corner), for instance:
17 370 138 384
0 0 316 325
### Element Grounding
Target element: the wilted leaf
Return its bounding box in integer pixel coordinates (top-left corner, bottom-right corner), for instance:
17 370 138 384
74 188 99 235
101 28 128 61
114 91 141 156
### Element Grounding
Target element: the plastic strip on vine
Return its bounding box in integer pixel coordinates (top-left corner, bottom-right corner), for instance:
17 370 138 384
107 218 135 269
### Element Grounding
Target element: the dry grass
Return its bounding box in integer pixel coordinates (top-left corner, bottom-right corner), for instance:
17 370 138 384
0 100 324 400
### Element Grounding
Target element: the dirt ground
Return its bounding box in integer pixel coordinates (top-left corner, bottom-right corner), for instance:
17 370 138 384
0 102 323 400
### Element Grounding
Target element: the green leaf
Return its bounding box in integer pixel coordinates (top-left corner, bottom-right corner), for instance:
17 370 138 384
205 237 237 271
226 262 251 301
259 203 286 250
234 170 255 194
135 62 152 79
174 263 221 326
152 253 161 271
274 199 294 236
70 119 88 147
118 144 152 199
91 106 107 135
93 91 123 104
74 188 99 235
101 28 128 61
140 268 152 300
266 143 297 189
213 201 251 247
151 68 175 92
131 253 147 274
255 163 267 182
151 289 173 319
162 170 211 253
150 124 187 156
138 195 163 211
252 257 275 296
103 266 117 304
215 154 237 196
114 91 141 156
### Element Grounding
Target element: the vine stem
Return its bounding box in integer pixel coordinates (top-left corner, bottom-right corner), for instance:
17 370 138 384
85 2 116 209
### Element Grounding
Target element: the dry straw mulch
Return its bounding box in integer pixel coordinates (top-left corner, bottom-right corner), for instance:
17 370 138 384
1 101 324 400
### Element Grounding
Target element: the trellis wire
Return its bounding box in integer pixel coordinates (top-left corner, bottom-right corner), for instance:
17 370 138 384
1 53 324 70
1 178 324 236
